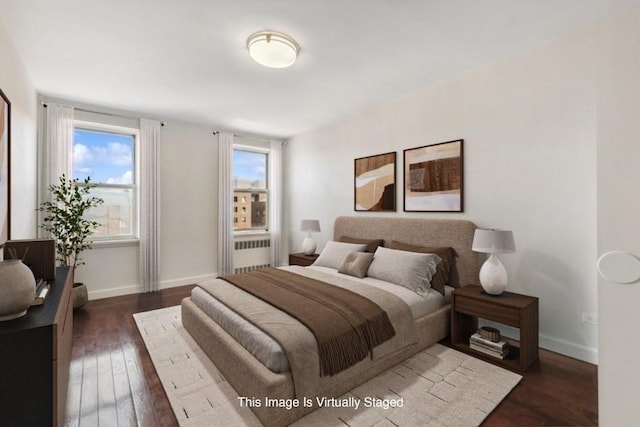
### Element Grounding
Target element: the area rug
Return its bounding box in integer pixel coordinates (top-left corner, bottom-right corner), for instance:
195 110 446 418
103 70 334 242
134 306 522 427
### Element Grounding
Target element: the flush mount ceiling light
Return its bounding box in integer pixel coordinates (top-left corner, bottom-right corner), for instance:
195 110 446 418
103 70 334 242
247 30 299 68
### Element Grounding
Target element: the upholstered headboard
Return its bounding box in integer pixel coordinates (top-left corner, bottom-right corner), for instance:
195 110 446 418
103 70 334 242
333 216 481 287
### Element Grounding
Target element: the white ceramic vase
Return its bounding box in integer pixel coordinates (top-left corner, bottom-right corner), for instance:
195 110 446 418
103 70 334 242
479 253 508 295
0 260 36 321
302 234 317 256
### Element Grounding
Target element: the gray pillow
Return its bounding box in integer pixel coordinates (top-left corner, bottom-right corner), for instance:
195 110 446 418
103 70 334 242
367 247 441 295
338 252 375 278
312 241 367 270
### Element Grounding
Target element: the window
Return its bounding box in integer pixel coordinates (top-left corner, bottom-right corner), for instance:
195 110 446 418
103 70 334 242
72 123 138 240
233 148 268 231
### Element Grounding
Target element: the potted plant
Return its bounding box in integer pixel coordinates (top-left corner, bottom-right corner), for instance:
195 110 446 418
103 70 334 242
37 174 104 309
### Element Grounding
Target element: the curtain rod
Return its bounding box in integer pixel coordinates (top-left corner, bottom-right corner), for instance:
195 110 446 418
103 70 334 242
42 102 165 126
212 130 278 143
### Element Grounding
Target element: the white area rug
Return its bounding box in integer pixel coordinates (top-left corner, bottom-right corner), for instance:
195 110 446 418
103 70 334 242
134 306 522 427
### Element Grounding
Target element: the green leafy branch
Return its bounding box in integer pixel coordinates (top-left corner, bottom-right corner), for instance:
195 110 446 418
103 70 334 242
37 174 104 269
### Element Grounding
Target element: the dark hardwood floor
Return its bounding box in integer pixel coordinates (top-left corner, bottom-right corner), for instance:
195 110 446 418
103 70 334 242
66 286 598 427
65 285 194 427
481 347 598 426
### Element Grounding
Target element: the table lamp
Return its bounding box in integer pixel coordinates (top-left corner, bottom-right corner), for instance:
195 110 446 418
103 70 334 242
300 219 321 255
472 228 516 295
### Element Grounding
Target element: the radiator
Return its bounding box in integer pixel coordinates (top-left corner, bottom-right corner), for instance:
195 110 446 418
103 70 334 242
234 239 271 250
234 238 271 274
234 264 270 274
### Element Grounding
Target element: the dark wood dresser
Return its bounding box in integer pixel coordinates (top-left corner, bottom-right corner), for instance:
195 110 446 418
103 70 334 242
0 266 73 426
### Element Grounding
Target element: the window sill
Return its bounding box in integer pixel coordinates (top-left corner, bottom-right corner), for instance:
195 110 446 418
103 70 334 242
90 238 140 248
234 230 270 239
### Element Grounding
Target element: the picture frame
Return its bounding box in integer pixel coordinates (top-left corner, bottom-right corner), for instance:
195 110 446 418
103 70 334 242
0 89 10 247
403 139 463 212
354 151 396 211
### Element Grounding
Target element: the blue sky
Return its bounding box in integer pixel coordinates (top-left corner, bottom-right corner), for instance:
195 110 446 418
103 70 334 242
73 129 134 184
233 149 267 181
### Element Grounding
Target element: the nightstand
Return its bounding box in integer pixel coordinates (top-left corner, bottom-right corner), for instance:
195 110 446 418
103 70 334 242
451 285 538 371
288 253 319 267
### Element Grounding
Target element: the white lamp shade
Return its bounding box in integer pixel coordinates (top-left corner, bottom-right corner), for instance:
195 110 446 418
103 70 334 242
472 229 515 254
247 31 299 68
300 219 321 233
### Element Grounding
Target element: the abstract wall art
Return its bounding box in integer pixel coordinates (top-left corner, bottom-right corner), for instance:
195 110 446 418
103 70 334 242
354 151 396 211
404 139 463 212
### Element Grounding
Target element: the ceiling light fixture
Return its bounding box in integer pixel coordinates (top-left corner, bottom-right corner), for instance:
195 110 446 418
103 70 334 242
247 30 299 69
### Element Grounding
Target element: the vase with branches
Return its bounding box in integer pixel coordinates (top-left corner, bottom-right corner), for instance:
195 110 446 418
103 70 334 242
37 174 104 270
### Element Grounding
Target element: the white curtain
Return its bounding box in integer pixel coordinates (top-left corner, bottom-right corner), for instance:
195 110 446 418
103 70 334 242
139 119 161 292
217 132 234 276
269 140 283 267
43 104 74 197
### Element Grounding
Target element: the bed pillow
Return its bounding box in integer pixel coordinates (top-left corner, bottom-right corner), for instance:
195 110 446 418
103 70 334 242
338 252 375 278
367 247 441 295
387 241 458 296
312 241 368 270
338 236 384 253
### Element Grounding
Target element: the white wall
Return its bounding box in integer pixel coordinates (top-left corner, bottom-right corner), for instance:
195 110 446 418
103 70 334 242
159 121 218 286
596 8 640 425
75 118 219 299
0 22 38 239
285 26 599 362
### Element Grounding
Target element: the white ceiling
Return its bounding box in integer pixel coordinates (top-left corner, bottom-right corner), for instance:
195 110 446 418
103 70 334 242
1 0 639 139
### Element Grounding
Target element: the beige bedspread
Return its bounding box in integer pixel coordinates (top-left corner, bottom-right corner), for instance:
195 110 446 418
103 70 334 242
196 265 418 398
219 267 396 377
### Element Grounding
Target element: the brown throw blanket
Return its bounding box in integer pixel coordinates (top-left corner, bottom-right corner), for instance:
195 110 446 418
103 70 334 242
220 268 396 377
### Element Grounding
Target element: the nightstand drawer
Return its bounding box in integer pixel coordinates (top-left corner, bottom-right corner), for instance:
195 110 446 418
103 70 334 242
455 296 521 327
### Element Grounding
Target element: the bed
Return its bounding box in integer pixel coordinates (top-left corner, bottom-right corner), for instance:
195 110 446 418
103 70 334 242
181 216 480 426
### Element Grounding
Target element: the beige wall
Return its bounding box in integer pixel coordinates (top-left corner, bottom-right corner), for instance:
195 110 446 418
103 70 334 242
596 8 640 426
285 25 599 362
0 22 38 239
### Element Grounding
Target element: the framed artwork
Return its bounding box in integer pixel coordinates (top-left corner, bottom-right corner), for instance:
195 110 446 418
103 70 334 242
354 151 396 211
0 89 10 247
404 139 463 212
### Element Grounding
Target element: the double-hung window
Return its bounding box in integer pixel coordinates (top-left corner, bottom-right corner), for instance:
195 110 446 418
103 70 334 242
72 122 139 240
233 148 268 232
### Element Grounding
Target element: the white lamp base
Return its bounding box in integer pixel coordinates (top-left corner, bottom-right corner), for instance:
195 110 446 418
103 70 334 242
302 235 316 256
479 253 508 295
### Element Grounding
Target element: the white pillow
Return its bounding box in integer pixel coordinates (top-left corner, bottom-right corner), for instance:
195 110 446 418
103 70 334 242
312 241 368 270
367 246 441 295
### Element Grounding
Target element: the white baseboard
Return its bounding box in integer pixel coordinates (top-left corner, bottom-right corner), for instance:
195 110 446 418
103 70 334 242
158 273 218 290
88 283 141 300
87 273 218 301
539 333 598 365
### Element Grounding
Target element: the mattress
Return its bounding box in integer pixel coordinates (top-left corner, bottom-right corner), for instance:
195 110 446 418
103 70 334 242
191 265 452 373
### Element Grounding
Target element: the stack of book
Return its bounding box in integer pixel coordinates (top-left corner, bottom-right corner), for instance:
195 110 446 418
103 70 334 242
31 279 51 306
469 331 510 359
